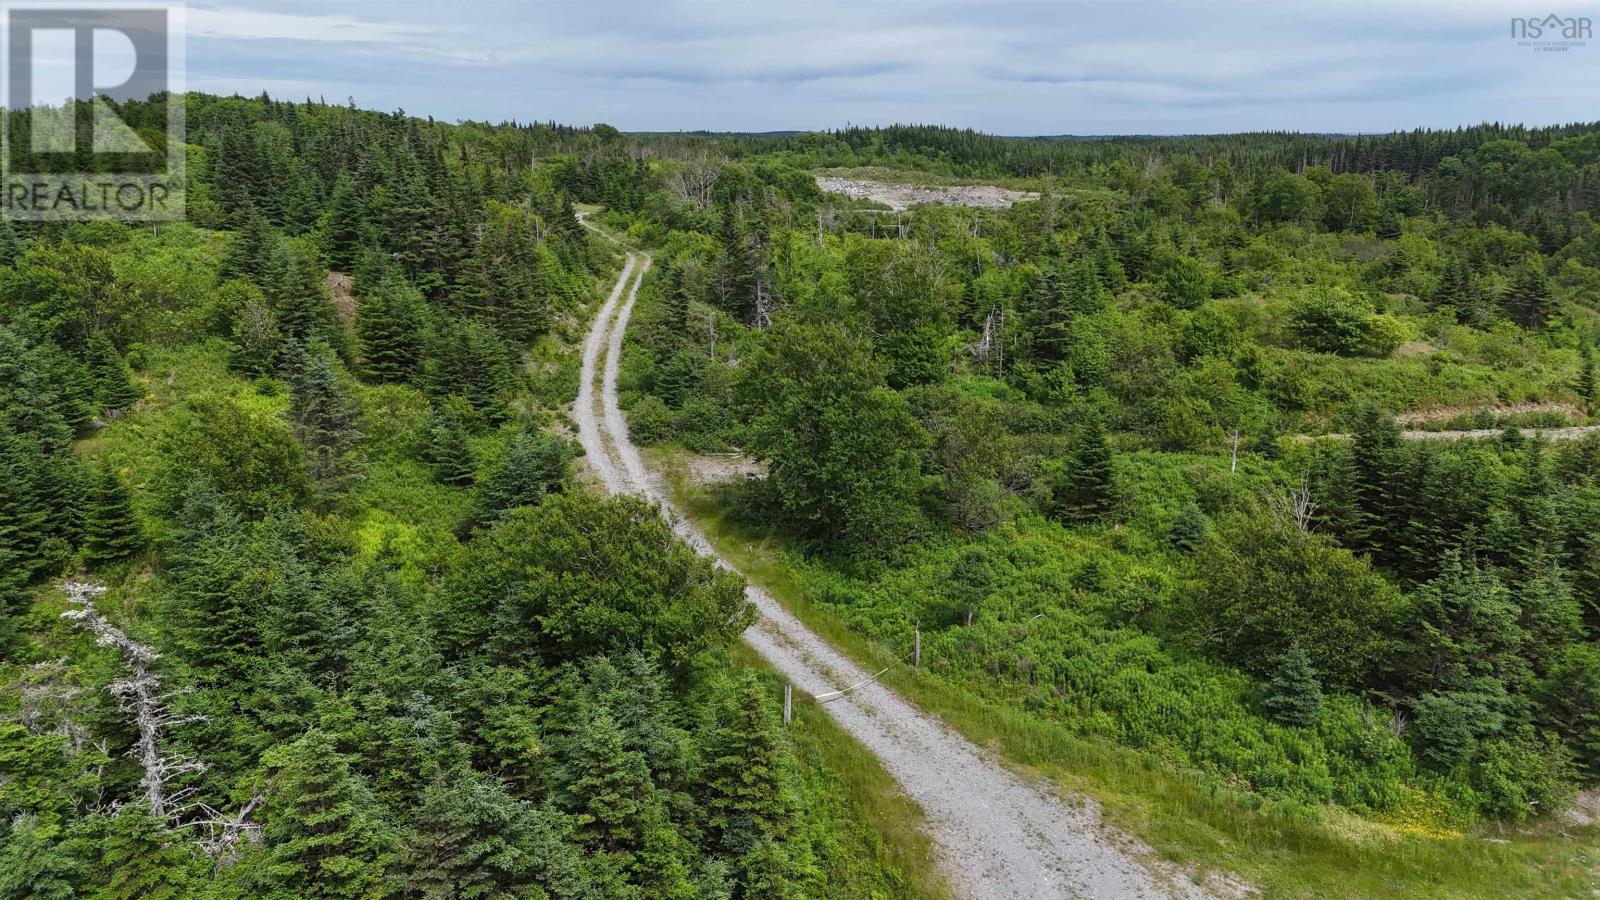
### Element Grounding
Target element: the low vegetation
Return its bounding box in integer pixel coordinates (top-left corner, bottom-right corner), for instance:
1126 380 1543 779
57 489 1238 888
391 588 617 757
603 122 1600 895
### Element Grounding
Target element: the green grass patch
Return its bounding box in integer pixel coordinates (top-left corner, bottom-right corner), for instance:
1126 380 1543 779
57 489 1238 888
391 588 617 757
647 447 1600 899
731 642 951 900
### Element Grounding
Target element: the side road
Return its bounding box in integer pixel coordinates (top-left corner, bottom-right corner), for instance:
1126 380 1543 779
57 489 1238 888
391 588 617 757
573 242 1216 900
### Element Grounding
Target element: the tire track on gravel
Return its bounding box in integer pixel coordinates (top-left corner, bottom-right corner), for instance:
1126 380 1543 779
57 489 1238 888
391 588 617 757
575 243 1215 900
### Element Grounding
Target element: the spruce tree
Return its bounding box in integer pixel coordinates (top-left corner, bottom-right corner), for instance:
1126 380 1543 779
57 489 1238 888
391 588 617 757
0 547 23 647
355 277 426 383
0 216 22 268
260 730 389 899
0 814 85 900
700 676 792 845
423 319 514 418
268 243 339 348
477 427 568 522
83 465 142 565
404 768 540 900
1051 415 1116 523
423 401 475 486
1347 405 1404 565
94 806 198 900
560 708 653 854
1170 501 1210 552
285 345 361 489
1578 343 1597 409
218 205 276 285
739 837 806 900
85 333 142 412
322 174 367 272
1512 440 1562 571
0 434 50 575
1503 257 1554 329
1262 644 1324 727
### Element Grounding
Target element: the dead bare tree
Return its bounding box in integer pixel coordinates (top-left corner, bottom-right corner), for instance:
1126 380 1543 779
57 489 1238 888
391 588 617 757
973 308 998 370
190 792 266 862
1266 480 1318 534
669 156 719 209
60 580 268 858
62 580 205 821
752 276 778 329
18 659 91 755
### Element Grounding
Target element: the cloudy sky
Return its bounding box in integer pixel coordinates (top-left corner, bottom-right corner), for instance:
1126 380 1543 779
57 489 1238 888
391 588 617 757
181 0 1600 135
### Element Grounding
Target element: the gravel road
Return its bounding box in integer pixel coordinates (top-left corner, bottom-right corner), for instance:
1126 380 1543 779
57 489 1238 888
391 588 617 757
574 245 1217 900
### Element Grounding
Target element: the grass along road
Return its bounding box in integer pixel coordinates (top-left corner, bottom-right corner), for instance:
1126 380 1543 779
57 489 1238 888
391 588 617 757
573 245 1218 900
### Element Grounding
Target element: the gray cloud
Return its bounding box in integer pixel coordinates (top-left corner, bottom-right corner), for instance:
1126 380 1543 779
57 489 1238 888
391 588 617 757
185 1 1600 133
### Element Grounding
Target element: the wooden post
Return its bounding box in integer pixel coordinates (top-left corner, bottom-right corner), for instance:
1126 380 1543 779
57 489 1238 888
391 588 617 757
913 627 921 671
1230 429 1240 473
783 681 792 726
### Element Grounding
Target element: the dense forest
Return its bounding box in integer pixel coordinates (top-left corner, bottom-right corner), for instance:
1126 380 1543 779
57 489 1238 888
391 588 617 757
0 95 918 899
581 118 1600 848
6 90 1600 897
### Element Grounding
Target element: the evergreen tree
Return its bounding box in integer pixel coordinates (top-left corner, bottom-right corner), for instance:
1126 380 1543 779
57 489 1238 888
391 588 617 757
423 400 476 486
285 344 361 489
1170 501 1210 552
355 277 427 383
1577 343 1597 409
260 730 389 899
1508 446 1562 576
34 453 86 549
1050 415 1116 523
0 216 23 268
0 815 85 900
700 676 792 845
0 434 51 574
477 427 568 521
1541 645 1600 778
405 768 541 900
739 836 808 900
82 465 142 565
0 547 23 647
559 708 654 855
423 319 515 418
322 173 367 272
1376 207 1402 240
218 205 277 285
85 333 142 412
1405 551 1526 693
1262 644 1324 727
93 806 198 900
1025 259 1103 362
1347 405 1404 565
0 332 77 452
1502 257 1554 329
268 243 340 348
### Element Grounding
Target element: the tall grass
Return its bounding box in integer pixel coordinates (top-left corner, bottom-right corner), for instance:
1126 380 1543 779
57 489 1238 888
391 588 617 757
650 448 1600 899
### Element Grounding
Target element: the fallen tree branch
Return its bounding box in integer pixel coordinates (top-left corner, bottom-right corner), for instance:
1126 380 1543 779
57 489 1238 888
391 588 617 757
61 580 204 822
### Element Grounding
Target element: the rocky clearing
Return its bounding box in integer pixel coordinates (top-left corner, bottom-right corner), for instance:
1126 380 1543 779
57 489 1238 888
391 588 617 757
816 175 1038 210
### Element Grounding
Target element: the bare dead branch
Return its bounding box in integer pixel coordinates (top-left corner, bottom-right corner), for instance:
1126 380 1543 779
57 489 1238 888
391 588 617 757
61 580 205 822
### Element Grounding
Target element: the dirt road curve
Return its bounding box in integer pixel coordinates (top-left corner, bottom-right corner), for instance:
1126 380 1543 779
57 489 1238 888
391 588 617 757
574 245 1215 900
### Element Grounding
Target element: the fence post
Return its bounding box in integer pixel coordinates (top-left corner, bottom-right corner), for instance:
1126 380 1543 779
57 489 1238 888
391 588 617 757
783 681 792 726
914 627 921 671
